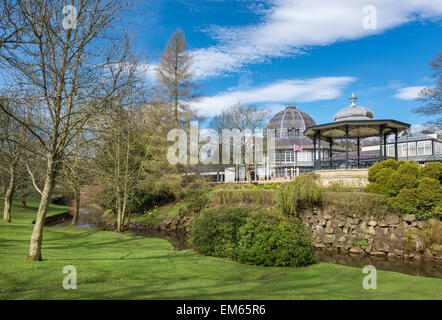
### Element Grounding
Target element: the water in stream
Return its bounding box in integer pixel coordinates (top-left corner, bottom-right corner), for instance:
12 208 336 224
50 208 442 279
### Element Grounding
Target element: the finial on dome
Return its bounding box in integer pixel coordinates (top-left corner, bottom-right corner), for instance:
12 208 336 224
349 93 357 106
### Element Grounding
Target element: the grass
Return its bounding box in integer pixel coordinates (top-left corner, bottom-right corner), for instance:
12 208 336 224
211 189 276 207
323 192 389 217
0 201 441 300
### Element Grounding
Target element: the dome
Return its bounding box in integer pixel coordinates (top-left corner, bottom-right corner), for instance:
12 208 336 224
266 105 316 138
333 94 374 122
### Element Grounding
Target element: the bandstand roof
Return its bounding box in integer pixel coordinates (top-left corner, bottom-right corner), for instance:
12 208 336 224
304 94 410 139
304 119 411 139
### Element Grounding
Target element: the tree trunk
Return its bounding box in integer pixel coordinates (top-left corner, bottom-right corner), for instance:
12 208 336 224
71 189 80 226
27 157 56 261
3 166 15 223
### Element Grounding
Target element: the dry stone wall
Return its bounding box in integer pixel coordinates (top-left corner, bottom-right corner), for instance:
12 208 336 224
300 206 441 261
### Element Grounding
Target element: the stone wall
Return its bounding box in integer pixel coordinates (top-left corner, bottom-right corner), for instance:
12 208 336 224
312 168 369 187
299 206 441 261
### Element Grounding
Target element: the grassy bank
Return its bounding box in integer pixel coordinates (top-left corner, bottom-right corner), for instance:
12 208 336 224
0 201 441 300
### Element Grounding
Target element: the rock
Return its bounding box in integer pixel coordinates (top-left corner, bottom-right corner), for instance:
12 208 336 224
365 245 372 253
349 247 364 254
390 233 397 241
378 221 388 227
371 251 387 258
423 249 434 260
361 222 376 235
368 220 377 226
324 214 332 220
338 236 346 243
385 214 400 225
314 243 326 249
323 235 335 244
319 219 327 227
325 226 334 234
403 214 416 223
387 253 399 260
350 218 360 225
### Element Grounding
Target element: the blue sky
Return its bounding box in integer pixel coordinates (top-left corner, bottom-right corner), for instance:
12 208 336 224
127 0 441 126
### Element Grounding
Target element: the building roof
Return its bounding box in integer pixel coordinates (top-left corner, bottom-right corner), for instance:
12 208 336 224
267 105 316 138
334 94 374 122
266 105 343 151
304 119 410 139
393 132 442 143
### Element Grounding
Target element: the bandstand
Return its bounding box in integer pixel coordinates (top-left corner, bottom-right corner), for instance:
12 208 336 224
304 94 410 170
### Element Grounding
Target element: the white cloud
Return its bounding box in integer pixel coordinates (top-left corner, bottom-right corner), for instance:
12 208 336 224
192 76 356 116
393 86 426 100
190 0 442 79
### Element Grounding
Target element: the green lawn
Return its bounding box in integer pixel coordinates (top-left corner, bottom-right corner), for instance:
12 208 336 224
0 201 441 300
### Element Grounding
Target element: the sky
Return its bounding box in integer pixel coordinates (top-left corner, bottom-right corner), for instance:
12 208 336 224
126 0 442 126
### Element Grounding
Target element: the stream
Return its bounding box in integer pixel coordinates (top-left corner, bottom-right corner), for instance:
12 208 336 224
50 208 442 279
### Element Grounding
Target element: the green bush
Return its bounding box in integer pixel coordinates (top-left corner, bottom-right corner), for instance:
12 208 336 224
189 207 251 258
236 211 316 267
190 206 316 268
276 173 324 217
416 177 441 219
421 162 442 182
373 168 397 196
381 159 400 170
186 190 209 213
390 188 418 216
368 162 382 182
397 161 420 178
388 172 418 196
366 160 441 219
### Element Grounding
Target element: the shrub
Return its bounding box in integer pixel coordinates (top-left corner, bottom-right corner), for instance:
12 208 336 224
189 207 251 258
385 172 418 197
276 173 324 216
381 159 400 170
418 219 442 250
421 162 442 182
368 162 382 182
432 202 442 219
186 191 209 213
211 189 276 207
366 161 440 219
397 161 420 178
373 168 397 196
416 177 441 219
365 182 381 194
190 206 316 268
390 188 418 216
236 211 316 267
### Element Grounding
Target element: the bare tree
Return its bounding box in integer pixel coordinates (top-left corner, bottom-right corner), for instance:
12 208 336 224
414 52 441 127
211 103 270 182
156 28 200 129
0 0 132 260
0 97 29 222
59 133 89 226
